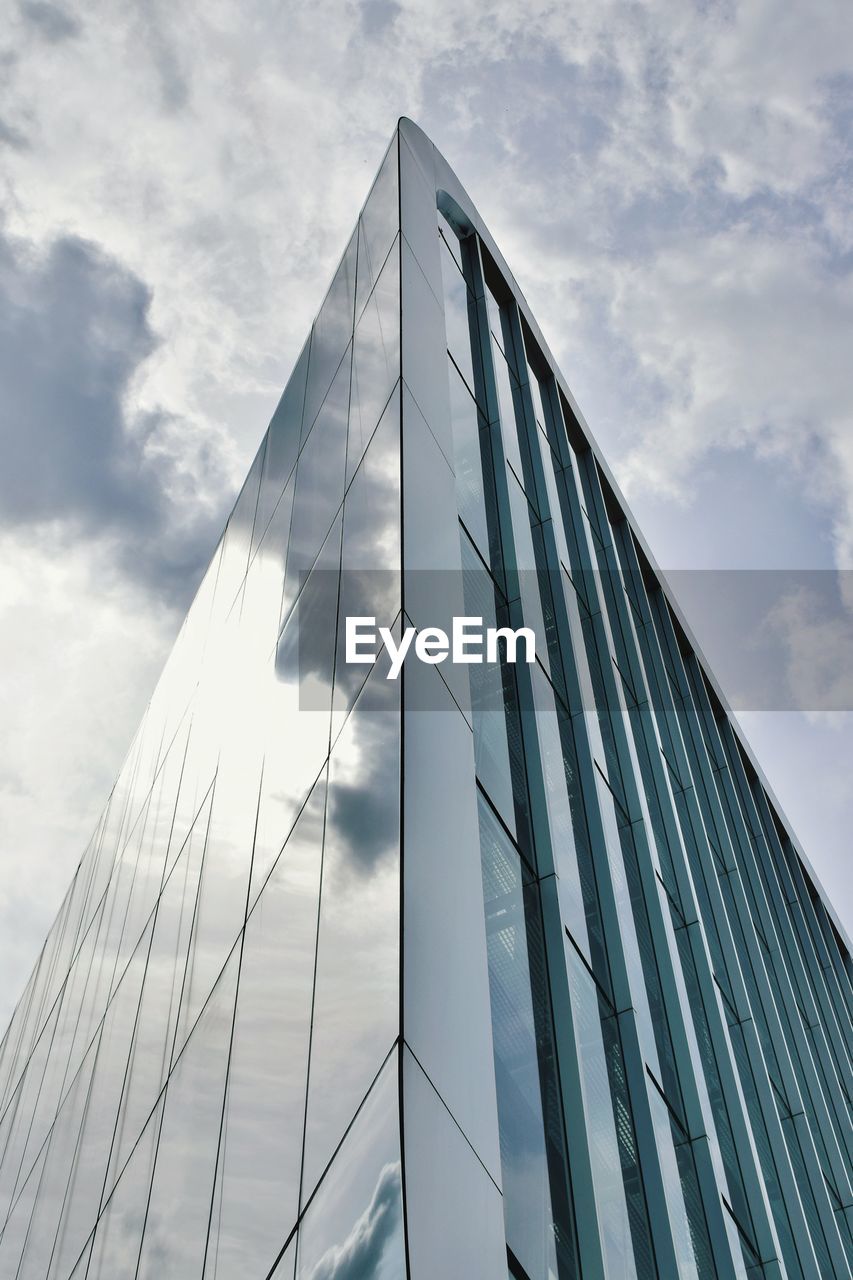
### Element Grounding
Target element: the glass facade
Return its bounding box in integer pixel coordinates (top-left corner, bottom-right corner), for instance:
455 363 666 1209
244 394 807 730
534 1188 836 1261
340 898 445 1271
0 119 850 1280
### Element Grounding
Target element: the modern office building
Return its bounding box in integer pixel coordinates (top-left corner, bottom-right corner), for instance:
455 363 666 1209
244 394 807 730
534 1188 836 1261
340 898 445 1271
0 119 850 1280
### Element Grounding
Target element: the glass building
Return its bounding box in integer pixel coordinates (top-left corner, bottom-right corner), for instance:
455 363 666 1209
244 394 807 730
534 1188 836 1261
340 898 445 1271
0 119 850 1280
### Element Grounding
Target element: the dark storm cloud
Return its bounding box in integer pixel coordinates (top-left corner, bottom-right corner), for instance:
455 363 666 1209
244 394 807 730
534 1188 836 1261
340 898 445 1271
0 228 227 607
0 231 158 525
326 674 400 878
19 1 82 43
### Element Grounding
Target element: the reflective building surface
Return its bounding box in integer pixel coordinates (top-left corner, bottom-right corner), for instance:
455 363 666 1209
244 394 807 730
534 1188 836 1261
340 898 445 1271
0 120 851 1279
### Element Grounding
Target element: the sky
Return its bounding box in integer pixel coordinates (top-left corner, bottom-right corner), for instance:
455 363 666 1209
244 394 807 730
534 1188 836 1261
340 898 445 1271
0 0 851 1027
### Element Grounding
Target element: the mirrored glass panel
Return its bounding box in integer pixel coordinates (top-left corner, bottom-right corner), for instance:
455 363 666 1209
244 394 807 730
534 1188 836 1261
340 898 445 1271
107 790 210 1190
356 138 398 320
214 441 266 619
400 235 449 461
172 731 258 1056
448 354 494 564
163 725 217 885
566 946 651 1279
64 1236 92 1280
241 467 296 664
439 227 478 396
301 657 400 1200
110 726 188 992
0 999 61 1221
528 662 611 995
460 529 529 849
478 792 578 1280
48 919 152 1280
253 338 310 552
490 327 525 485
297 1053 403 1280
0 1147 46 1278
506 472 550 681
348 241 400 486
303 230 357 434
284 345 351 618
15 1039 98 1280
270 1235 296 1280
334 390 401 724
87 1096 164 1280
647 1079 713 1280
136 949 238 1279
402 1044 507 1277
204 771 326 1279
251 515 342 902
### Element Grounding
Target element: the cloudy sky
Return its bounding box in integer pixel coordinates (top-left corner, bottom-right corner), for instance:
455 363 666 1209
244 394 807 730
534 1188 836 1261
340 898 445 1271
0 0 851 1025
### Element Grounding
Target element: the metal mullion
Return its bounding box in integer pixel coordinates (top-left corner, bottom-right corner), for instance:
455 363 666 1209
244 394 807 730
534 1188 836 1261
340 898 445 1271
563 504 741 1272
591 524 789 1269
544 438 707 1278
786 846 853 1057
751 790 853 1154
718 724 852 1204
624 548 822 1273
684 659 848 1273
466 234 609 1280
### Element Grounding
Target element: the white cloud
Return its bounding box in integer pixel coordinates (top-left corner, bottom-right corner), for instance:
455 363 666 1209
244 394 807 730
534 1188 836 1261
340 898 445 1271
765 582 853 716
0 531 178 1025
0 0 850 1017
309 1160 402 1280
613 229 853 533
